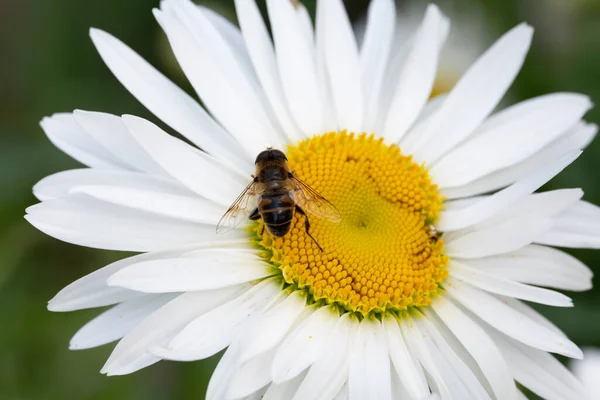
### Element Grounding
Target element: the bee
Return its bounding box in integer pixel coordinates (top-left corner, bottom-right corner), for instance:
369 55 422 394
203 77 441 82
216 149 341 251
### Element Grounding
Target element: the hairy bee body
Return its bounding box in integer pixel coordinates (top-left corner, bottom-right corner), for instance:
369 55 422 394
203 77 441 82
252 149 298 237
217 148 341 251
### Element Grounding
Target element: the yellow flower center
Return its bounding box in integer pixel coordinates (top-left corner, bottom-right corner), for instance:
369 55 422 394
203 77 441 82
253 132 448 316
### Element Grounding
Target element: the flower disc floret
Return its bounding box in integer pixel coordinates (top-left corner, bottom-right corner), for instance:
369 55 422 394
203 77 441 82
253 132 448 316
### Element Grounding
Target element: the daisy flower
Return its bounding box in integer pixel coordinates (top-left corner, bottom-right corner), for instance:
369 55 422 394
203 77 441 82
26 0 598 399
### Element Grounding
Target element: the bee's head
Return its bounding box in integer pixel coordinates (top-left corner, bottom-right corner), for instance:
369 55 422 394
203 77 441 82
255 148 288 164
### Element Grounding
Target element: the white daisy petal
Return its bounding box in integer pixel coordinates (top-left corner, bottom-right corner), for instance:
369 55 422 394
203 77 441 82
40 113 124 169
538 200 600 248
415 94 448 125
292 313 358 400
417 315 492 399
234 0 303 142
381 5 443 142
153 278 281 361
373 37 413 135
295 2 314 46
70 185 224 225
167 0 260 93
449 261 572 307
491 331 586 400
321 0 364 133
33 168 191 202
102 286 246 375
516 391 529 400
464 244 592 292
121 114 246 206
196 5 250 65
571 348 600 398
389 371 412 400
446 278 582 359
360 0 395 129
431 297 516 400
25 195 227 252
431 94 592 187
348 317 392 400
46 245 208 312
71 110 166 175
152 8 270 159
237 291 307 365
399 94 448 151
445 215 552 259
412 23 533 164
501 297 568 339
471 189 583 232
382 315 430 399
69 294 176 350
333 383 349 400
263 371 307 400
107 250 274 293
89 28 249 167
267 0 324 135
157 1 285 152
314 0 337 133
436 151 581 231
228 348 276 399
206 341 242 400
398 316 458 399
272 305 339 384
243 388 269 400
443 121 597 199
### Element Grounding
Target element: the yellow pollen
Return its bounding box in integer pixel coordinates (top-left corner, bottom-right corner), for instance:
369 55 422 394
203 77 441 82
252 132 448 316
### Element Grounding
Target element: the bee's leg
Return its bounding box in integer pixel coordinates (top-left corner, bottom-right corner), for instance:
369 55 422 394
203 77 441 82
248 208 265 235
296 206 324 252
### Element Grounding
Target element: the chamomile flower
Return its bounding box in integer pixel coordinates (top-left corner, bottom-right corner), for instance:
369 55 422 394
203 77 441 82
27 0 598 399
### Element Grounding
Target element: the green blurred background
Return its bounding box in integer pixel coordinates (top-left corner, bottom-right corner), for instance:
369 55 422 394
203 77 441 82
1 0 600 398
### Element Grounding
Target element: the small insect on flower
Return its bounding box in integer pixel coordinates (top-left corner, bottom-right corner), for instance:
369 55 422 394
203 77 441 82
216 148 342 251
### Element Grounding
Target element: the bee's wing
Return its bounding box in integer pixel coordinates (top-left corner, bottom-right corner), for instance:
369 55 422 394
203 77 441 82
290 175 342 223
216 180 259 234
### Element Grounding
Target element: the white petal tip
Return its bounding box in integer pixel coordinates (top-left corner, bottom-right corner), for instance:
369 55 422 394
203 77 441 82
152 8 164 22
68 342 89 351
425 3 441 15
105 276 121 288
46 300 63 312
39 117 50 128
72 109 91 118
103 370 124 377
23 214 40 227
572 349 585 360
517 22 534 34
270 376 287 386
47 297 83 312
120 114 140 124
89 27 104 40
100 362 130 376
